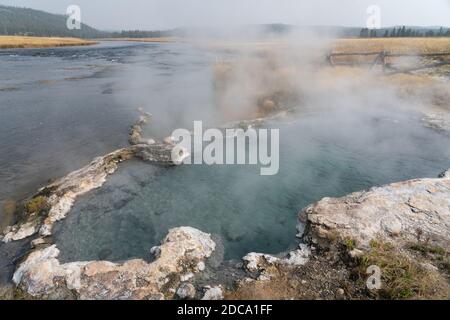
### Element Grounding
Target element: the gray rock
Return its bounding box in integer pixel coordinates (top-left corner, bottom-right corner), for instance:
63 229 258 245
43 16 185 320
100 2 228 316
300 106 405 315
201 286 224 300
438 169 450 178
301 170 450 251
284 244 311 266
243 253 279 273
348 249 364 258
423 113 450 134
135 143 189 165
177 283 196 299
150 246 161 258
31 237 47 248
335 288 345 300
242 245 310 277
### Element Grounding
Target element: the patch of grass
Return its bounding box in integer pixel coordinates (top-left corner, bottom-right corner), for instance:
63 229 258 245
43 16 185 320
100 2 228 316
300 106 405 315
160 272 181 299
357 241 449 299
0 36 96 49
409 243 446 256
408 242 449 276
443 260 450 273
25 196 50 215
333 38 450 55
344 238 356 251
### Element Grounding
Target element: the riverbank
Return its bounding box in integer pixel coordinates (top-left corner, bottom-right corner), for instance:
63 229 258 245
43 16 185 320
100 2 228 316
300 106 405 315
0 36 97 49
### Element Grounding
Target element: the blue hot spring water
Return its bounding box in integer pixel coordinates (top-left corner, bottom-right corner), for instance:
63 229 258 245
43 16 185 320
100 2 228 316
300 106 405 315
52 108 450 262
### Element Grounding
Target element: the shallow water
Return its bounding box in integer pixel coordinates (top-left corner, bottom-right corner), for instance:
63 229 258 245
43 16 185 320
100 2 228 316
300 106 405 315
0 42 137 215
0 41 221 283
53 108 450 262
0 41 217 226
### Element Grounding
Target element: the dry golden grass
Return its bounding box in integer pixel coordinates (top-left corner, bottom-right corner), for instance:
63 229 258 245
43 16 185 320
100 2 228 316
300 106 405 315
333 37 450 55
0 36 97 49
25 196 49 215
330 38 450 77
357 241 450 300
205 37 450 55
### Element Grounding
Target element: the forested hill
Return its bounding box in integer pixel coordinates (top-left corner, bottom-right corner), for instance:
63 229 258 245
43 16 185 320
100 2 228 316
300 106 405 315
1 5 449 40
0 5 107 38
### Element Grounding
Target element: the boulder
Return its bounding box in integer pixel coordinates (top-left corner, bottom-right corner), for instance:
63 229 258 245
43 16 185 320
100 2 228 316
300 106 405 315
177 283 196 299
242 244 311 281
300 171 450 251
201 286 223 300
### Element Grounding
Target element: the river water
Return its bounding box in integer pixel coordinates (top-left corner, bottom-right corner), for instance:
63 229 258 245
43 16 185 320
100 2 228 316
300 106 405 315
1 41 450 266
0 41 219 228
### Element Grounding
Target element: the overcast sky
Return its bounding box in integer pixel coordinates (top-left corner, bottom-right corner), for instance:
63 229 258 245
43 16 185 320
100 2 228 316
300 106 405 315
1 0 449 30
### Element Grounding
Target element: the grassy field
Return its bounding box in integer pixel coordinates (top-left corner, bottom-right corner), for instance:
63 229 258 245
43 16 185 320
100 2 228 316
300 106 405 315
0 36 97 49
333 37 450 54
331 38 450 75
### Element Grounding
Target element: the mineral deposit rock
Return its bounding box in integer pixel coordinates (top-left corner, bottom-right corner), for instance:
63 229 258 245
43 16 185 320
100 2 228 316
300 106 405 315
13 227 215 300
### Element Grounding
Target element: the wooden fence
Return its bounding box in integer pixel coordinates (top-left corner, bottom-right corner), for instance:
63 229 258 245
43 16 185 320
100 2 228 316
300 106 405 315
327 51 450 75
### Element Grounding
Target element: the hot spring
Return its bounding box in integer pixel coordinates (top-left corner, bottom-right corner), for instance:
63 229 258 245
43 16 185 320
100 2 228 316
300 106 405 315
52 107 450 262
2 41 448 266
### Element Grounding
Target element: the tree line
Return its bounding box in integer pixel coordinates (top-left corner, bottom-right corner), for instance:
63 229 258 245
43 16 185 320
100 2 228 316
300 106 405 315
360 26 450 38
0 5 177 39
108 30 172 38
1 5 449 40
0 5 107 38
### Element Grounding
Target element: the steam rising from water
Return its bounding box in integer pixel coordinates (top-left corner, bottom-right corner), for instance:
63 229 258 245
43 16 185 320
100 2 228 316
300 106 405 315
54 31 450 261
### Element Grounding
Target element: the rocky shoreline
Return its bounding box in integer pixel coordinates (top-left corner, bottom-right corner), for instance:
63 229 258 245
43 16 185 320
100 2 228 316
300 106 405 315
227 169 450 300
423 111 450 134
1 109 190 244
1 167 449 300
1 142 188 244
13 227 215 300
1 105 449 300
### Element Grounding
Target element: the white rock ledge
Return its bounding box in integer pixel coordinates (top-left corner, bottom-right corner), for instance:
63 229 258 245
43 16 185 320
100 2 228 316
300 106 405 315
13 227 216 300
2 143 186 243
300 170 450 251
243 243 311 275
